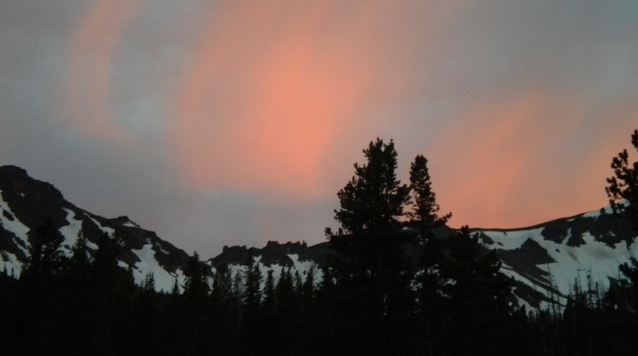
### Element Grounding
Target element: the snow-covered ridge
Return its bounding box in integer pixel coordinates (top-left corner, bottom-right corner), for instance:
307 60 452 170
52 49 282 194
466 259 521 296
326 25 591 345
0 165 194 291
478 206 637 308
2 165 637 309
207 206 638 309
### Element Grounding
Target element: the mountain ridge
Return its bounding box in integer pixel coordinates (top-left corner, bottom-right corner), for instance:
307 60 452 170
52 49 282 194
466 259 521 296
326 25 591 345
1 164 637 309
0 165 192 291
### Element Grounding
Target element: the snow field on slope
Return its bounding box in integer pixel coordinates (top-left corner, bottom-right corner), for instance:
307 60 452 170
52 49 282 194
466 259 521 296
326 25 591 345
59 209 99 254
131 243 186 293
87 215 115 238
0 251 21 277
483 226 638 305
540 232 624 295
0 190 30 247
222 254 323 291
0 190 30 276
482 227 545 250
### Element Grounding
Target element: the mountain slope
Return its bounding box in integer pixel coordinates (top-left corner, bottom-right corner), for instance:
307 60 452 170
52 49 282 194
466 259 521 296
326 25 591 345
0 165 190 291
478 207 638 308
1 164 637 308
208 207 638 309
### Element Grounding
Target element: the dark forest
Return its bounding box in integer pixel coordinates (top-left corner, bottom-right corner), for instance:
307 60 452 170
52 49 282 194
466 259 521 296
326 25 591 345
1 131 637 356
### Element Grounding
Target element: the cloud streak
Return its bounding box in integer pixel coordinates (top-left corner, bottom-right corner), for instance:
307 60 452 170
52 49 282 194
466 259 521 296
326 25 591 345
63 0 145 142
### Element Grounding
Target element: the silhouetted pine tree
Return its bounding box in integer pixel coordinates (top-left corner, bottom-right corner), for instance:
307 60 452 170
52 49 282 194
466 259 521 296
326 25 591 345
207 264 237 354
57 231 97 355
13 219 68 354
182 251 210 356
326 138 415 354
330 138 410 235
20 218 66 283
438 227 514 355
91 233 135 356
243 259 262 311
603 258 638 355
606 129 638 228
126 272 162 356
408 154 452 237
408 154 451 356
275 267 297 341
603 128 638 355
256 269 278 355
241 259 263 355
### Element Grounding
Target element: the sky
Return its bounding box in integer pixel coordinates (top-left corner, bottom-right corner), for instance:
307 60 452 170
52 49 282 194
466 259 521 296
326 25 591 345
1 0 637 258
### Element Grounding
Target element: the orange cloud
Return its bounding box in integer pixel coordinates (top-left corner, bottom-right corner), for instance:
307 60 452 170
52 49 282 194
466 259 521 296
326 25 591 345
430 90 585 228
427 87 638 230
171 1 435 197
570 103 638 212
62 0 144 142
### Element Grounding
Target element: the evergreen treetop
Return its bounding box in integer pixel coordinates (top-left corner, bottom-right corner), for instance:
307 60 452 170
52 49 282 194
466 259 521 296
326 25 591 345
408 154 452 240
332 138 410 235
606 129 638 228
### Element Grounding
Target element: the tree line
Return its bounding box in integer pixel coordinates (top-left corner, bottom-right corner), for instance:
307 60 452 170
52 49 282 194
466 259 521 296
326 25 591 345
0 130 637 355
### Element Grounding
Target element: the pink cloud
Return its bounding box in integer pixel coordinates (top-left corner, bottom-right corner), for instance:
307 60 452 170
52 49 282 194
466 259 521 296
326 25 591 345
169 1 458 198
430 89 638 229
62 0 144 142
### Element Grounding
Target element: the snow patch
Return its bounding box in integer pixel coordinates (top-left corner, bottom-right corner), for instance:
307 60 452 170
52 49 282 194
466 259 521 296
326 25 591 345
59 209 82 250
123 219 139 228
0 190 30 246
287 254 322 283
480 221 638 310
59 209 98 253
540 231 632 297
0 252 22 277
482 227 545 251
87 215 115 237
219 254 323 290
132 243 186 293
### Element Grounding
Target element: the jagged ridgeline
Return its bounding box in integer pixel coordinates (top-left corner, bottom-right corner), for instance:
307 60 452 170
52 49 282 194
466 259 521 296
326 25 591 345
1 129 637 355
0 164 637 306
0 165 193 291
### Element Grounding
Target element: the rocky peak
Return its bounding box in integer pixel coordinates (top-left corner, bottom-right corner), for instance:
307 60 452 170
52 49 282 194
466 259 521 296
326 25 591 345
0 165 194 292
0 165 66 229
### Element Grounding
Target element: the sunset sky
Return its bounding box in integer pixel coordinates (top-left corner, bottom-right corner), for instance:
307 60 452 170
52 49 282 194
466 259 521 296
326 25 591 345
1 0 637 258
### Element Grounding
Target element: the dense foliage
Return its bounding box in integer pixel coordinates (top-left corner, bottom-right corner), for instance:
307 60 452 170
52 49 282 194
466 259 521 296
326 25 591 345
1 240 638 356
606 129 638 228
1 134 638 355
